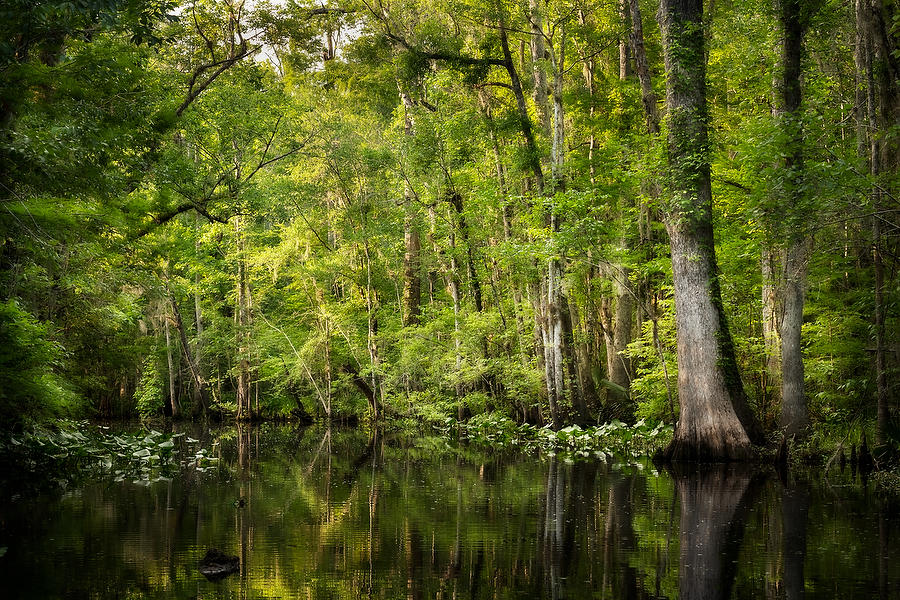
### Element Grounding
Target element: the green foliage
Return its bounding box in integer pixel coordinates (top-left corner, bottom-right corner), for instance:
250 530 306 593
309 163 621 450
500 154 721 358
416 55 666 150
0 300 78 428
0 0 895 449
134 356 166 418
455 412 673 461
0 419 219 495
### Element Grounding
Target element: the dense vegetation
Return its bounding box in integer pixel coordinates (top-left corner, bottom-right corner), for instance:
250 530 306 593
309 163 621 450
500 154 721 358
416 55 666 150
1 0 897 460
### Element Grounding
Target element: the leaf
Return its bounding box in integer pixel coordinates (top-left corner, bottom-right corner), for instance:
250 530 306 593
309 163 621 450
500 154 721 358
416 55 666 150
133 448 151 458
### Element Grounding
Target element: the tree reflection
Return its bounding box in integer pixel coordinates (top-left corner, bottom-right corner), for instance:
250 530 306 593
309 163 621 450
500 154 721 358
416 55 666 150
674 464 761 600
781 476 808 600
7 426 900 599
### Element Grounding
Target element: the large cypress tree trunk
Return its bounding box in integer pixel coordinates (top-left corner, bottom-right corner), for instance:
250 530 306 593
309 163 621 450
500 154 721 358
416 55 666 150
660 0 758 460
618 0 632 80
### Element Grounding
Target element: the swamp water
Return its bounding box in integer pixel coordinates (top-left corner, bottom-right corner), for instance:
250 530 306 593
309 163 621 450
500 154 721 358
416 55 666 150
0 424 897 599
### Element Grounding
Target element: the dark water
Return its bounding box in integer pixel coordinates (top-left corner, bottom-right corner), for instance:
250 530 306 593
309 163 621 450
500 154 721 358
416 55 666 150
0 424 897 599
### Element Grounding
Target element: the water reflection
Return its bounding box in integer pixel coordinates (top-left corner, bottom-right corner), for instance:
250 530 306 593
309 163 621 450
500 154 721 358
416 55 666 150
672 464 760 600
0 424 897 599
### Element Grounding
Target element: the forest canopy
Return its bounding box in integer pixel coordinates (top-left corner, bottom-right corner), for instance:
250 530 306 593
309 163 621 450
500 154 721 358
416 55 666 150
0 0 897 459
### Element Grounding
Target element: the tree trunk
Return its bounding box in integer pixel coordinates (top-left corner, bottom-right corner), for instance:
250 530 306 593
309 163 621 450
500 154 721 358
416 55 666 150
498 17 544 190
449 229 465 415
776 0 811 437
627 0 660 134
401 92 421 327
779 238 811 435
363 239 381 420
541 29 573 426
167 288 209 415
529 0 552 139
544 247 564 430
567 296 597 420
761 247 781 419
607 274 634 405
549 31 566 185
235 215 251 420
660 0 758 460
618 0 632 80
164 315 179 417
874 214 888 446
858 0 899 447
577 9 597 182
447 190 483 312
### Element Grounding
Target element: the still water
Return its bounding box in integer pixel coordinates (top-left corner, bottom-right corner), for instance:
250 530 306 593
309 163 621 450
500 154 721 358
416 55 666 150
0 424 897 599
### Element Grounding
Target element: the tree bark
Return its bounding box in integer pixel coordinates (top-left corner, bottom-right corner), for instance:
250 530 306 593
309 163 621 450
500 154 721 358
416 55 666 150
498 16 544 190
549 29 566 185
602 270 634 408
568 296 597 420
779 238 811 435
761 247 780 418
235 215 252 420
447 190 483 312
449 228 466 415
167 288 209 415
529 0 552 139
544 265 563 429
577 10 597 182
164 315 179 417
401 92 422 327
660 0 759 460
775 0 811 437
627 0 659 134
363 239 381 420
619 0 633 80
858 0 899 447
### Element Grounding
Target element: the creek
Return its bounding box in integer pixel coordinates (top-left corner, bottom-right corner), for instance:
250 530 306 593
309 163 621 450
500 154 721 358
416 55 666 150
0 423 896 599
